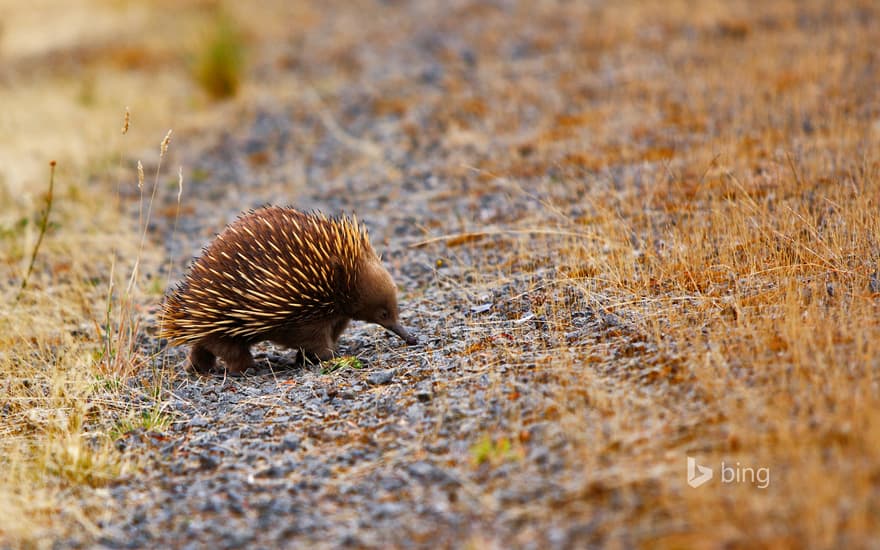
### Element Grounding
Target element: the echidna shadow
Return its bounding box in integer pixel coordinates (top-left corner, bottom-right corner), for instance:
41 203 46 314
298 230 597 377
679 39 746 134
160 206 417 375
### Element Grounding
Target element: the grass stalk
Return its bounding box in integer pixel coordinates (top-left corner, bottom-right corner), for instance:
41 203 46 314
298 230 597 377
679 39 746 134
16 160 57 302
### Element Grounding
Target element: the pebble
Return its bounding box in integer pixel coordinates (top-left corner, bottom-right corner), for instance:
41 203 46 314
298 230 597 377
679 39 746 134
367 369 395 385
415 381 433 402
279 434 300 451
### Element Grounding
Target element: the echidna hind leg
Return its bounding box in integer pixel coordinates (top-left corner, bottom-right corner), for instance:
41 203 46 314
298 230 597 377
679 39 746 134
209 340 256 375
188 344 217 374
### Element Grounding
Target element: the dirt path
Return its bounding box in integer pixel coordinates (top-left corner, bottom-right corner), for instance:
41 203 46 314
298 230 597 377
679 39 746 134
91 5 625 546
107 103 627 548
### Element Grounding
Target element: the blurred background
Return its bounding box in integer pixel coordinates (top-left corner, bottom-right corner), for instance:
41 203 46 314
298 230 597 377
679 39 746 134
1 0 310 210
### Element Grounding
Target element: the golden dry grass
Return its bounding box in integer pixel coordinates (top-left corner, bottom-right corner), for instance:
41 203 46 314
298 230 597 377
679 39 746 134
0 2 203 544
0 121 179 544
1 0 878 547
429 1 880 545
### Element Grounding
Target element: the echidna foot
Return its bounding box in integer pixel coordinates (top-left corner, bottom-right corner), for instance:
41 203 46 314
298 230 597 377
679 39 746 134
220 347 256 375
296 348 335 365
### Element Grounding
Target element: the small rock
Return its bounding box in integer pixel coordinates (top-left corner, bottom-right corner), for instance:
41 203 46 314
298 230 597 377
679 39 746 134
279 434 300 451
200 498 222 513
227 492 247 515
368 369 395 385
372 501 404 518
515 312 535 324
198 453 220 471
255 465 285 479
407 461 453 484
189 416 210 428
870 271 880 293
160 441 178 456
338 532 362 547
415 382 433 402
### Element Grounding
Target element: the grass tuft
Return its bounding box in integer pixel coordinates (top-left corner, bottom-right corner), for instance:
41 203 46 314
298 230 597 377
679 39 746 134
470 435 521 467
194 16 246 100
321 355 364 374
109 404 172 442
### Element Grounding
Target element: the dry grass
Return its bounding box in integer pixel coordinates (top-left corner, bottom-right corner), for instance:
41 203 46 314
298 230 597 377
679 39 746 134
0 115 185 543
501 150 880 545
0 165 140 544
422 1 880 545
0 4 195 544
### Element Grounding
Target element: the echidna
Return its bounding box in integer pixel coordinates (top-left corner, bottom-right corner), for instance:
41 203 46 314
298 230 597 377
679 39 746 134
160 206 417 374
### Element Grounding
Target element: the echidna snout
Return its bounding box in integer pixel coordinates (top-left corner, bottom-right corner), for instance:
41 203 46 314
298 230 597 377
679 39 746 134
350 257 418 346
159 206 417 375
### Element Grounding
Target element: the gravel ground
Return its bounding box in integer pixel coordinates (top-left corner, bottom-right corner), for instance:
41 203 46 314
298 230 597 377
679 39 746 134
100 132 604 548
80 3 626 548
101 107 613 547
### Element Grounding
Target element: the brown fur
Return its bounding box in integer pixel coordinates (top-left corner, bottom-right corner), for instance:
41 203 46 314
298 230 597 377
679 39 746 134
160 206 416 374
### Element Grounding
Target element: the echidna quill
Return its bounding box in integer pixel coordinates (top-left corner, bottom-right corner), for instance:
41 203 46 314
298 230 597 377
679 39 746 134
160 206 417 374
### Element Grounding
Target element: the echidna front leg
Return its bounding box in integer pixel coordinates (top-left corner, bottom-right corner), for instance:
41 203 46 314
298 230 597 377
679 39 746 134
298 341 335 364
330 318 351 347
298 321 343 364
